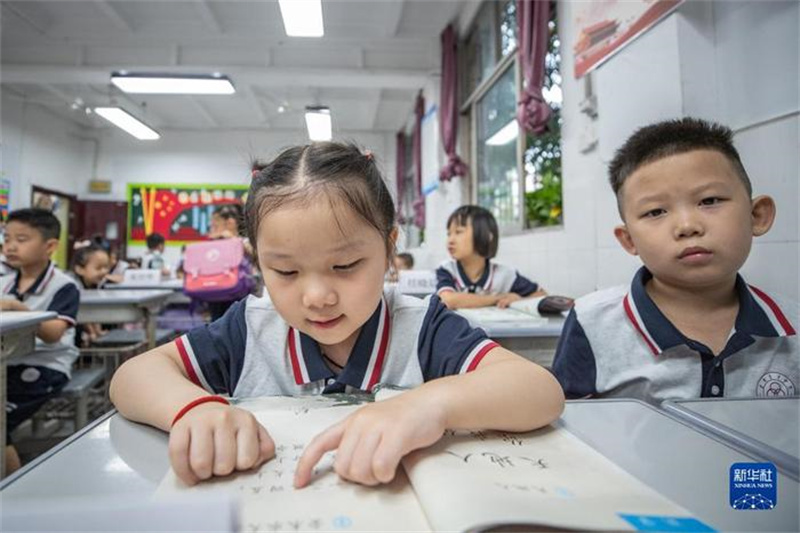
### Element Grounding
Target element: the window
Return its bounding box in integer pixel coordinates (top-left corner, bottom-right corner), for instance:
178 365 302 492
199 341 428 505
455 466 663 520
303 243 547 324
465 1 562 232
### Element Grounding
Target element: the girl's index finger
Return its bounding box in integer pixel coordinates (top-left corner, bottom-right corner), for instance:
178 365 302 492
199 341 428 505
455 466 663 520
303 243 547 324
293 421 345 489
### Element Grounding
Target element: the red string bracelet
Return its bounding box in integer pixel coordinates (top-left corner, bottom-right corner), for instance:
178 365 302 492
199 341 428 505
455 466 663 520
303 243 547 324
171 396 230 427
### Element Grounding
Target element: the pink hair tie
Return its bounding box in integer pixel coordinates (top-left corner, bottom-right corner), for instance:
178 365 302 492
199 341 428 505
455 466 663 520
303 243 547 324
364 150 374 161
251 169 260 178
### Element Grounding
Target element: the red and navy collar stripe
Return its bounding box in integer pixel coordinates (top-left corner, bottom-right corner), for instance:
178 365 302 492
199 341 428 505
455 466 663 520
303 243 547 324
624 267 796 356
287 297 391 392
3 261 57 299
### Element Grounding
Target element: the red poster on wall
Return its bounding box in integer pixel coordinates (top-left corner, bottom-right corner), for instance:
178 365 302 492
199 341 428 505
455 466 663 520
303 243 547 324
573 0 685 78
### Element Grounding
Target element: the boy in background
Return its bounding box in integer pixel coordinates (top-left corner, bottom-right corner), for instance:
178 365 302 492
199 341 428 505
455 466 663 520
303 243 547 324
141 232 170 277
552 118 797 403
1 208 80 473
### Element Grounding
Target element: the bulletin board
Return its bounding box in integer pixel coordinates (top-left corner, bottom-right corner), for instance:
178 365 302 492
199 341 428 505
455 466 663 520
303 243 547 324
127 183 249 246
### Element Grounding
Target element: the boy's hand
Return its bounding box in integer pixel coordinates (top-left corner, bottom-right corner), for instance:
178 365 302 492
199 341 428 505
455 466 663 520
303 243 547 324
294 394 447 488
0 299 28 311
496 293 522 308
168 403 275 486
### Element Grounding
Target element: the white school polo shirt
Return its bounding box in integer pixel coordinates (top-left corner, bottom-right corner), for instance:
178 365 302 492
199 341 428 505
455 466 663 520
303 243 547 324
435 259 538 297
552 267 798 404
175 287 499 398
1 261 80 377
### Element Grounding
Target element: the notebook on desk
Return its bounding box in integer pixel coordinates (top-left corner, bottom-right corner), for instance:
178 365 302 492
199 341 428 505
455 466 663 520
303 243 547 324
156 395 714 532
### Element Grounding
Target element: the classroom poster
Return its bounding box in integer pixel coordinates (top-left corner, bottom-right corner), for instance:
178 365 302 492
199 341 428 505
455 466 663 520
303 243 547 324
572 0 685 78
0 177 10 222
127 183 248 246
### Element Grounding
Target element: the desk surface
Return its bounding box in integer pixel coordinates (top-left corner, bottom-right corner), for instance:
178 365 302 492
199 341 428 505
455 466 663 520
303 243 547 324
0 311 56 333
559 399 798 532
2 399 796 532
663 397 799 479
456 308 565 337
79 289 173 305
106 279 184 291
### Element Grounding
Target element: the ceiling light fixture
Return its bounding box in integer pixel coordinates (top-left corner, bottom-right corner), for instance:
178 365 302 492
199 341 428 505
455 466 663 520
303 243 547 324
94 107 160 140
279 0 324 37
305 106 332 141
110 72 235 95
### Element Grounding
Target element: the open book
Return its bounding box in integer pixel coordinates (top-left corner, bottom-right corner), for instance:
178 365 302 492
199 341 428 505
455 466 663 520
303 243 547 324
455 297 550 327
157 395 712 532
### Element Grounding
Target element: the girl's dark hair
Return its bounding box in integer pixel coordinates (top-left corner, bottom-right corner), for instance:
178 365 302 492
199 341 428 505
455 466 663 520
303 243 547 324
246 142 396 257
72 243 109 269
213 203 245 235
447 205 499 259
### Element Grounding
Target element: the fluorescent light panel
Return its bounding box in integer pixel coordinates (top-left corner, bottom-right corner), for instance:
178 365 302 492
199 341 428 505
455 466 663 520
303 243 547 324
279 0 324 37
94 107 160 140
305 107 332 141
486 120 519 146
111 73 235 95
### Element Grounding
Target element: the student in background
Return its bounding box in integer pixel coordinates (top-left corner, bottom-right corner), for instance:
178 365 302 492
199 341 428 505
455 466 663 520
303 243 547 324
205 203 251 320
110 142 564 488
141 232 170 277
106 247 129 284
437 205 545 310
387 252 414 283
552 118 798 403
69 242 111 346
0 208 80 474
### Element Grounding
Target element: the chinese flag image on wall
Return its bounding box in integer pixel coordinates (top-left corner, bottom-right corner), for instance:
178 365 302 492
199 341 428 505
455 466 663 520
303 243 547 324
127 183 248 245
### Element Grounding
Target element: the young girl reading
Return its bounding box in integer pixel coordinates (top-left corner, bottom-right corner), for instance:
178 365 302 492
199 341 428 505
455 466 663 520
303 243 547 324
437 205 546 309
110 143 564 489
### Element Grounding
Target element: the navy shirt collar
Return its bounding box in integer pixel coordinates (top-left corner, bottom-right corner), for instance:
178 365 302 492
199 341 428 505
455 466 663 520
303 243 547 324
287 297 391 392
624 267 795 356
3 261 56 300
455 259 494 293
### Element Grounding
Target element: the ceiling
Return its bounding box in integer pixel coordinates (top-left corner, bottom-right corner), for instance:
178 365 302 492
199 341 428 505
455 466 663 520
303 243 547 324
1 0 465 136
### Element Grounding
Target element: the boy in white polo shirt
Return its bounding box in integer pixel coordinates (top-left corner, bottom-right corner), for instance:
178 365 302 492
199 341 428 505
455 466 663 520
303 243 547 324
1 208 80 473
552 118 798 403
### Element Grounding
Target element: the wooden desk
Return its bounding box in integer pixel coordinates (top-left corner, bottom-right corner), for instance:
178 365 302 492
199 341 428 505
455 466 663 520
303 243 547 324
663 397 799 481
0 311 56 478
559 399 798 532
78 290 172 350
456 308 565 367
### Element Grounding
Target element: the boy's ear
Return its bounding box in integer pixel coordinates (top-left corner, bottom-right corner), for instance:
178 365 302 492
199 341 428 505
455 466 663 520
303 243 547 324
613 225 638 256
751 195 776 237
44 238 59 257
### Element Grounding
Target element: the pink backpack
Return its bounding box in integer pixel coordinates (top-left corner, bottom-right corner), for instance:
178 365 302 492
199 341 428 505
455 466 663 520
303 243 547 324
183 238 255 302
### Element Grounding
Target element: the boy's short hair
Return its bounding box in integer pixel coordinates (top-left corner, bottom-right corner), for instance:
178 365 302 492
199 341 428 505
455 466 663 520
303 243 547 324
396 252 414 269
447 205 498 259
608 117 752 203
146 233 165 250
7 208 61 241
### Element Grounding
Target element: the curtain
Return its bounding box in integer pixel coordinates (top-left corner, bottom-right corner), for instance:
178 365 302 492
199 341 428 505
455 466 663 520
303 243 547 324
517 0 551 135
395 131 406 223
438 24 468 182
412 92 425 228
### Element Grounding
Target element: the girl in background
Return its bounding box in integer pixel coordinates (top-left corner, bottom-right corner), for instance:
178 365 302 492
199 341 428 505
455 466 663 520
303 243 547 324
110 142 564 488
437 205 545 309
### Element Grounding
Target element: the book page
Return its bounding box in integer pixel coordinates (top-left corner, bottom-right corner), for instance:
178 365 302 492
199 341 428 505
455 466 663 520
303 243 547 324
157 396 430 532
403 425 703 532
508 296 546 317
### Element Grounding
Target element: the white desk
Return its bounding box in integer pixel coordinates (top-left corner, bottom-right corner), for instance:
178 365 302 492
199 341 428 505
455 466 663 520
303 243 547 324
4 399 795 532
0 311 57 478
456 308 565 367
78 290 172 350
105 279 190 305
663 397 799 481
559 399 798 532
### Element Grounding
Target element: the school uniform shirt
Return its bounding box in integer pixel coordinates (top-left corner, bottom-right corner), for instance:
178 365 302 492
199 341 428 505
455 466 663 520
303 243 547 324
1 261 80 377
175 287 499 398
436 259 539 296
141 251 165 270
552 267 799 404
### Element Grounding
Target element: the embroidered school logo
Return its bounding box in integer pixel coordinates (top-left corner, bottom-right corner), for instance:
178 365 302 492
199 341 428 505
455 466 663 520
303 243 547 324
730 462 777 510
756 372 796 397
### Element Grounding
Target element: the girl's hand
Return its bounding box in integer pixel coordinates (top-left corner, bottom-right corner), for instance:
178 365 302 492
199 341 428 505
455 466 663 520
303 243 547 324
169 403 275 486
0 299 28 311
496 292 522 308
294 394 447 488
